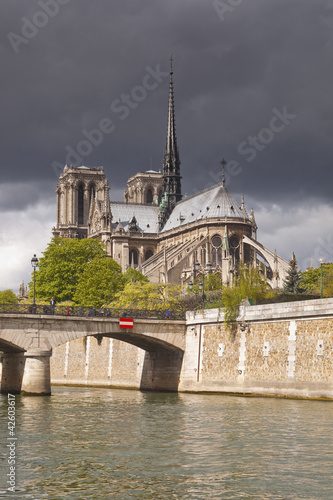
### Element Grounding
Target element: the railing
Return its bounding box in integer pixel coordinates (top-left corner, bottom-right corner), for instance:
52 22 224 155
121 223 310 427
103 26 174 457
0 303 185 321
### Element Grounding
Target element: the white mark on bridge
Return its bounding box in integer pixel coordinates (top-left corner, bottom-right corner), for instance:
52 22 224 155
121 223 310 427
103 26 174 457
287 321 297 379
64 342 69 378
108 338 113 379
85 336 91 381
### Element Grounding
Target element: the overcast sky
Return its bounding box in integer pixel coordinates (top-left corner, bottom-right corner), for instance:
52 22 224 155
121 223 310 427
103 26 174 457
1 0 333 292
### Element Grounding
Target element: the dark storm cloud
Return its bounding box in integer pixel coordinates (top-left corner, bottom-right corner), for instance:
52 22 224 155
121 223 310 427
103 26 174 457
1 0 333 204
1 0 333 289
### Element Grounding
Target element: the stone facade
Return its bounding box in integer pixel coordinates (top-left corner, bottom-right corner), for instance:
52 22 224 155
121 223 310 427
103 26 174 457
51 336 144 389
124 171 163 205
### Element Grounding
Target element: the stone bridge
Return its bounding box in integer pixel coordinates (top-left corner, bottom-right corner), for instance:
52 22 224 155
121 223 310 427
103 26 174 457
0 313 186 395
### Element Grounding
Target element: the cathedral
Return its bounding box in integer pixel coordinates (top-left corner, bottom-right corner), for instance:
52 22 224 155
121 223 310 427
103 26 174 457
52 61 289 288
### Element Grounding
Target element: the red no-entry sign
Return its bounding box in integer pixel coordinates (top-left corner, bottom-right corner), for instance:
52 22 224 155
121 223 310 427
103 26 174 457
119 318 133 329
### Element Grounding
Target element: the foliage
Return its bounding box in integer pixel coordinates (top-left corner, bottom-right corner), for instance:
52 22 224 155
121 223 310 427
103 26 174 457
123 268 149 285
109 282 183 312
204 273 223 291
283 253 307 294
187 273 223 294
301 263 333 297
0 289 17 304
222 266 271 330
30 238 107 302
73 257 124 307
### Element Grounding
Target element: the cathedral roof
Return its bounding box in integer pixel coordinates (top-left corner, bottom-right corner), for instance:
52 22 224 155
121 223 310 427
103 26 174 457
110 202 159 233
160 182 249 232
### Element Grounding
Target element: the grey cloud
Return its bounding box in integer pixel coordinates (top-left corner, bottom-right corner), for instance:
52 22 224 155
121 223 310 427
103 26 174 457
0 0 333 276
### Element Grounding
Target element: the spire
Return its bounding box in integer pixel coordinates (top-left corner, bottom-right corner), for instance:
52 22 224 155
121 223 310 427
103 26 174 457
160 54 182 230
220 158 227 188
165 55 179 163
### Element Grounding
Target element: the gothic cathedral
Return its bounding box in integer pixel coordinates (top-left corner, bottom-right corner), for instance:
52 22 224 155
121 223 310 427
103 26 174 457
52 60 289 288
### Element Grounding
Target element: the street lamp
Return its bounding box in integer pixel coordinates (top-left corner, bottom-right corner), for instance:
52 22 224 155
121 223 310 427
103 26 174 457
31 254 39 311
319 258 325 298
192 261 212 309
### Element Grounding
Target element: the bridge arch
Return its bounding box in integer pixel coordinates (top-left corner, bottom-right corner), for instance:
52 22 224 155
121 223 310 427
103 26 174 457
0 314 186 395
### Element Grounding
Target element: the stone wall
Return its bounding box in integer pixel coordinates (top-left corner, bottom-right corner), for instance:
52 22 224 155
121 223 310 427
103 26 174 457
50 298 333 399
180 298 333 398
51 336 145 389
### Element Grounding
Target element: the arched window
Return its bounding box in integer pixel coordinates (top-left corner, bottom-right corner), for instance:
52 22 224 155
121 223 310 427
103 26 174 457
129 249 138 267
158 190 163 204
78 184 84 224
145 249 153 261
211 235 222 267
146 189 153 204
200 244 206 267
229 235 240 269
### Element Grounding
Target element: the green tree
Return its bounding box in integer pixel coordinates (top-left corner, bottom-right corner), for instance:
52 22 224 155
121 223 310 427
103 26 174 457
31 238 107 302
123 268 149 285
205 273 223 291
222 265 271 330
302 263 333 297
0 289 17 304
110 282 182 312
73 257 124 307
283 253 307 294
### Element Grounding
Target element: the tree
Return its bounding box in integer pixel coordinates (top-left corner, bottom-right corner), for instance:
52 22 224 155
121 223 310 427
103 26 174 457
205 273 223 291
0 289 17 304
73 257 124 307
110 282 183 312
302 263 333 297
222 265 271 330
283 253 307 294
31 238 107 302
123 268 149 285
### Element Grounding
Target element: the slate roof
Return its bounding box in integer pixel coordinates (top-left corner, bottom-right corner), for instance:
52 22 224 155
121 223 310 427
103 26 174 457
161 182 249 232
111 202 159 233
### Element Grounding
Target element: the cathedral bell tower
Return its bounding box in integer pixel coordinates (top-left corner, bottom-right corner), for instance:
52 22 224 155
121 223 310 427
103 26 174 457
159 55 182 230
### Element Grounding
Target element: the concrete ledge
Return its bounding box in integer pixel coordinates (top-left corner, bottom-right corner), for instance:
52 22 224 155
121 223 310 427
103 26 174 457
179 379 333 400
186 297 333 324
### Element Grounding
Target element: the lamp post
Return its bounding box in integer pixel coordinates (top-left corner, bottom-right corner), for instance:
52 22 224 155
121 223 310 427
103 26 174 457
319 258 324 298
190 261 212 309
188 280 197 308
31 254 39 311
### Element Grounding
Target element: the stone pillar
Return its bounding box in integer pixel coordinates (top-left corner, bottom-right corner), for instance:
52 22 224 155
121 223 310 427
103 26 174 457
1 351 52 396
56 187 60 226
21 350 52 395
83 187 89 225
1 353 26 394
140 350 184 392
63 183 68 224
69 182 74 224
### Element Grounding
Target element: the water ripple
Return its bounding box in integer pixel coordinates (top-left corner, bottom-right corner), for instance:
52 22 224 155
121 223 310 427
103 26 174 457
0 389 332 499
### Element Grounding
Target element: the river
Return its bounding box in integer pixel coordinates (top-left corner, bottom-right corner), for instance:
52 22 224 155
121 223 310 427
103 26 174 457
0 387 332 499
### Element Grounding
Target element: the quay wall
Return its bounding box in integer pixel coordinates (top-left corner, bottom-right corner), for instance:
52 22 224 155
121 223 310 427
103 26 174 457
48 298 333 399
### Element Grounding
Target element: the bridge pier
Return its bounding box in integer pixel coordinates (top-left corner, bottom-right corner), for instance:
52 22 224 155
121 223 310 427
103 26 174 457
1 350 51 396
140 350 184 392
1 353 25 394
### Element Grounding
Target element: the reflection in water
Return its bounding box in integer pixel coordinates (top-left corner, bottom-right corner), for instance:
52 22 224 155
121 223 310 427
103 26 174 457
0 388 332 499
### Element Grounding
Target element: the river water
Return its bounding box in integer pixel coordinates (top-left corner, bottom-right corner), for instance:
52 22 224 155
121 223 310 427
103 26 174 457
0 387 332 500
